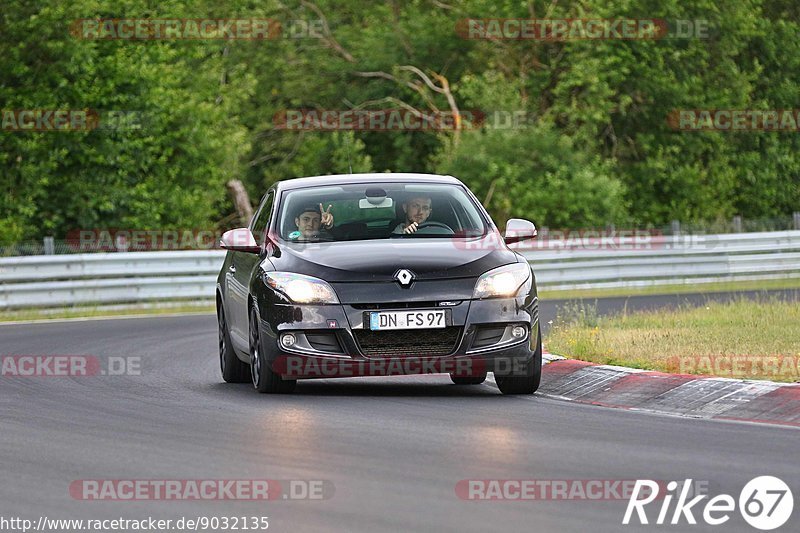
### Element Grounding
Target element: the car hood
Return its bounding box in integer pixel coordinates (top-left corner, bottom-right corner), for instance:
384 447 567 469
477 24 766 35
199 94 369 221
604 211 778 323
270 236 518 283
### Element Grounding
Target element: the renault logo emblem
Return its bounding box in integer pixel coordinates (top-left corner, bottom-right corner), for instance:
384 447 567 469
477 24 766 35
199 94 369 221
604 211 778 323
395 269 414 287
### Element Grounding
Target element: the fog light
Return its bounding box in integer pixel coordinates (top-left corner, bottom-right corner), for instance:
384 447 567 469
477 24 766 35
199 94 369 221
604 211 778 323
511 326 526 338
281 333 296 348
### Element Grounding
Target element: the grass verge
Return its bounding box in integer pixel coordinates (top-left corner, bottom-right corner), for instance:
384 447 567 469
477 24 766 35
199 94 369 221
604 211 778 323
0 302 215 323
545 296 800 382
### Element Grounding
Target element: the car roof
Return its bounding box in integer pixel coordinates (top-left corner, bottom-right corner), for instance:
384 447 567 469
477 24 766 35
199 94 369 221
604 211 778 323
274 173 463 191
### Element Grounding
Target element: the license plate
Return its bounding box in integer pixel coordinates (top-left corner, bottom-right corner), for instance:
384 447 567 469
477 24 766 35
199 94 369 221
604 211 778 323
369 310 446 330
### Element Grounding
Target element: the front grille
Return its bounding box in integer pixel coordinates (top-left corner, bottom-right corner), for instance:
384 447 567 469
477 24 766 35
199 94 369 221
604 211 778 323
353 327 462 357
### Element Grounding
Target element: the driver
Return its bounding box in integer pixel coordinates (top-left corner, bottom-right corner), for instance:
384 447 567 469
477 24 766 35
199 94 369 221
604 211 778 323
289 204 335 240
392 196 432 234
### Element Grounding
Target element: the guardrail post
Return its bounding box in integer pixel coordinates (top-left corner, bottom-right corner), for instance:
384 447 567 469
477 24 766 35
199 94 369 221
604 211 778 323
43 236 55 255
115 234 129 252
539 226 549 249
794 212 800 230
732 215 742 233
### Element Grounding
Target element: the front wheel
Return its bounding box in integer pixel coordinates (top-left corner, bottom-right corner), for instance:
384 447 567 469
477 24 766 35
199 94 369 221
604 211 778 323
249 307 296 394
495 325 542 395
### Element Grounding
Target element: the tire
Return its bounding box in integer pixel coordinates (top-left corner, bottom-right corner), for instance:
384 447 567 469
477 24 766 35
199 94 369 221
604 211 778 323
218 303 249 383
450 373 487 385
249 307 296 394
495 325 542 395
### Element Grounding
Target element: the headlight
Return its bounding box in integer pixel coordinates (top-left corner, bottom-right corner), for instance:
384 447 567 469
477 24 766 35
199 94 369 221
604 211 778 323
263 272 339 304
473 263 531 299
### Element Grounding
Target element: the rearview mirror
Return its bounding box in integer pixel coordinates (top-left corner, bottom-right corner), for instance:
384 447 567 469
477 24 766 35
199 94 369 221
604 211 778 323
359 197 393 209
220 228 261 253
504 219 537 245
359 187 393 209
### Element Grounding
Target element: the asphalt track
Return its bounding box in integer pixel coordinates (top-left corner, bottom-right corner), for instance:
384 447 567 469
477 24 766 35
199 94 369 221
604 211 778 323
1 292 798 533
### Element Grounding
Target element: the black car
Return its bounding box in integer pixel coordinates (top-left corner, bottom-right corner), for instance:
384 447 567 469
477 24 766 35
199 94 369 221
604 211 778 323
216 173 541 394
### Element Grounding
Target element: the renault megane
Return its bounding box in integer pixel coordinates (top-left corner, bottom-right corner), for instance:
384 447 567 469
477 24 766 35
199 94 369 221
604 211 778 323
216 173 542 394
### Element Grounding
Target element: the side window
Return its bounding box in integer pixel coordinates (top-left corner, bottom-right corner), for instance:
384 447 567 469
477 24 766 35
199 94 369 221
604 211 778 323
250 191 274 245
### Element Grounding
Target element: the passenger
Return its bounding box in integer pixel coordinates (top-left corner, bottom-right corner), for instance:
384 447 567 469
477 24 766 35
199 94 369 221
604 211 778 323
289 204 334 240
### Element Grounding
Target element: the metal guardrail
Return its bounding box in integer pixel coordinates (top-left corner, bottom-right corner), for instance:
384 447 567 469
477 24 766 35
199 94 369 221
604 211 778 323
520 230 800 290
1 231 799 309
0 251 224 309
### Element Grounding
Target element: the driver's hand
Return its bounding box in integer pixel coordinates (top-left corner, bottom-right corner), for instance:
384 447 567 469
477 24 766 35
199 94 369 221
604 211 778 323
403 222 419 234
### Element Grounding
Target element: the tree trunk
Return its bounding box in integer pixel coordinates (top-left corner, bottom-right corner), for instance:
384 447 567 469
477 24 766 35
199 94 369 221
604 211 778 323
226 179 254 226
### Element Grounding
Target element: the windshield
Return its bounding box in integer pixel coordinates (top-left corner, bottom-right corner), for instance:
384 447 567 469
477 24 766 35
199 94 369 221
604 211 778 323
275 182 488 243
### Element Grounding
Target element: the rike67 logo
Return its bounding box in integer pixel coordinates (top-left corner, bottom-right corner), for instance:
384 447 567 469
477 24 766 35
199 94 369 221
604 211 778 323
624 476 793 530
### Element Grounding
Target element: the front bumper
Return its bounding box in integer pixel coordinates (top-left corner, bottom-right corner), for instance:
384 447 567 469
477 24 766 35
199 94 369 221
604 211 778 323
256 295 539 379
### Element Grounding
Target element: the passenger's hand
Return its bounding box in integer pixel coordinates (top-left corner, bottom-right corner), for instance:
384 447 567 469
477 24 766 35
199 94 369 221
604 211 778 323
404 222 419 234
319 203 334 228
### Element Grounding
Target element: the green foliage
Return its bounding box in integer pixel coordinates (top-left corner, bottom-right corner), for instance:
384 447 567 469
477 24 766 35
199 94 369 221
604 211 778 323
0 0 252 243
435 127 627 227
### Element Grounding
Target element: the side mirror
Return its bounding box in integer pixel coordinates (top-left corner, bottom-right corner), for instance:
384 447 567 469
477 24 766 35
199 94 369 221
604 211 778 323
220 228 261 254
504 219 537 245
